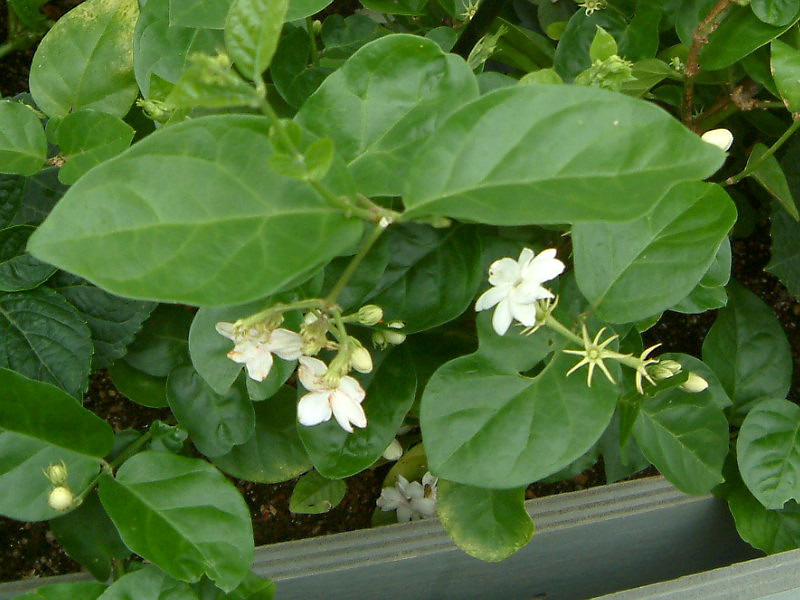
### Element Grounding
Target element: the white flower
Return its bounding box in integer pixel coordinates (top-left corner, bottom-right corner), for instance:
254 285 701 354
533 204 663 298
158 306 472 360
475 247 565 336
216 322 302 382
297 356 367 433
376 472 438 522
701 128 733 152
48 486 74 511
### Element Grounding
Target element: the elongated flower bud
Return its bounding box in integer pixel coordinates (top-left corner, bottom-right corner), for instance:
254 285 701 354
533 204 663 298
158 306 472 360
680 372 709 393
382 439 403 461
357 305 383 326
351 346 373 373
48 486 74 511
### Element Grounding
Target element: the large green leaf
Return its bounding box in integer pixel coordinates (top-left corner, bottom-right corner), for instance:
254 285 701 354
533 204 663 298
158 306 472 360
225 0 288 81
727 476 800 554
421 351 617 488
573 182 735 323
296 34 478 197
0 225 57 292
746 143 798 220
13 582 108 600
738 399 800 510
29 0 139 118
193 572 276 600
7 168 68 227
54 110 135 185
270 25 330 110
0 101 47 176
123 304 192 377
553 9 627 80
49 272 156 370
212 386 311 483
0 174 25 227
436 480 533 561
167 367 255 457
753 0 800 26
299 348 416 478
0 288 93 397
170 0 231 28
98 566 197 599
289 470 346 514
660 352 732 411
402 85 725 225
670 238 731 314
99 452 253 591
771 39 800 113
134 0 224 99
702 283 793 421
28 115 363 306
8 0 50 32
0 368 114 521
108 360 169 408
767 202 800 299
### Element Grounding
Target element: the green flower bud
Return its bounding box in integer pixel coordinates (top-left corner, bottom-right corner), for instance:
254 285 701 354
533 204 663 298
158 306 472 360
48 486 74 511
680 372 709 393
312 19 322 34
372 330 388 349
43 461 68 485
357 305 383 326
648 359 682 382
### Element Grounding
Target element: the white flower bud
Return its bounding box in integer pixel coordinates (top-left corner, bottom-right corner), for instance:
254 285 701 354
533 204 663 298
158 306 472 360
387 320 405 329
351 346 373 373
384 330 406 345
701 128 733 152
680 372 709 393
48 486 74 511
382 438 403 461
357 305 383 326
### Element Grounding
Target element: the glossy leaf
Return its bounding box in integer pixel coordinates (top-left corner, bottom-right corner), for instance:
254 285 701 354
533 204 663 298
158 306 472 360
289 470 346 514
738 399 800 510
553 9 627 80
753 0 800 26
359 0 426 15
771 40 800 113
590 26 617 62
0 225 56 291
767 201 800 299
108 360 169 408
99 452 253 591
167 367 255 457
13 582 108 600
123 304 192 378
212 386 311 483
7 167 67 227
49 272 156 370
320 14 386 59
573 182 736 323
0 288 93 397
50 491 130 581
98 566 197 599
660 352 732 411
299 348 416 478
0 101 46 176
437 480 533 561
225 0 288 81
671 238 732 314
632 388 728 495
0 174 24 227
271 25 330 110
29 0 139 118
170 0 231 28
28 115 363 306
54 110 135 185
296 34 478 197
8 0 50 31
702 283 793 421
421 351 617 488
727 477 800 554
402 85 724 225
746 143 799 220
193 572 276 600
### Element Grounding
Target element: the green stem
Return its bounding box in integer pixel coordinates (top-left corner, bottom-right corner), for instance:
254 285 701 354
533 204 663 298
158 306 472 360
306 17 319 67
726 117 800 185
543 313 583 346
238 298 324 327
324 223 387 308
0 31 39 60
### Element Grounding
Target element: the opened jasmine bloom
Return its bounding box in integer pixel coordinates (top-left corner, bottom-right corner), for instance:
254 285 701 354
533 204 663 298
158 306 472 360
297 356 367 433
475 247 565 335
216 322 302 382
376 472 438 522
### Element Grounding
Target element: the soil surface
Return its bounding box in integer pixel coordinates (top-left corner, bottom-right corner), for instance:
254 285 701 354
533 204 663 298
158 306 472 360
2 2 799 587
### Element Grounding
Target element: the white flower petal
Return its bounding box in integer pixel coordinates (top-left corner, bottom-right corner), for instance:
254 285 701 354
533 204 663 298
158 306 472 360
488 257 520 286
376 487 406 510
509 300 537 327
245 346 274 381
492 298 514 336
410 497 436 518
422 471 438 489
338 375 366 404
395 475 410 497
298 356 327 392
331 390 367 432
405 481 424 500
396 505 413 522
517 247 535 267
475 285 507 311
297 391 333 426
215 321 237 341
227 340 259 364
522 249 565 283
268 328 303 360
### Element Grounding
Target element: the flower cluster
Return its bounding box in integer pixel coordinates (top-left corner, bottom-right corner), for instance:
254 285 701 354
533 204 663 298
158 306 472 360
376 472 438 522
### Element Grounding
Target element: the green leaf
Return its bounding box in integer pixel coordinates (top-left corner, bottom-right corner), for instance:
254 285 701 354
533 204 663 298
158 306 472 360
660 352 732 411
421 351 617 488
359 0 426 15
0 101 47 176
193 572 276 600
320 14 386 60
618 1 662 61
54 110 135 185
270 25 330 109
7 168 68 227
746 143 799 219
771 39 800 113
8 0 50 32
99 452 253 591
553 9 627 80
590 26 617 62
28 115 363 306
753 0 800 26
402 85 725 225
212 386 311 483
123 304 192 378
599 409 651 483
133 0 224 99
49 272 156 370
225 0 288 81
29 0 139 118
0 288 93 397
167 366 255 457
299 348 416 478
436 480 533 561
98 566 197 599
108 360 169 408
573 182 736 323
701 3 800 71
289 470 346 514
702 283 793 422
671 238 732 314
0 225 56 291
767 201 800 299
296 34 479 197
0 174 24 227
285 0 332 19
170 0 232 28
13 582 108 600
166 53 263 110
50 491 130 581
738 399 800 510
727 476 800 554
632 388 728 495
